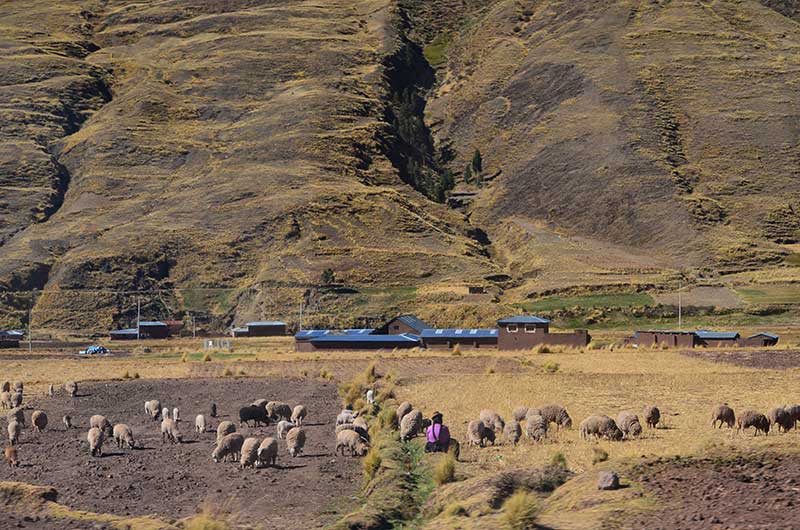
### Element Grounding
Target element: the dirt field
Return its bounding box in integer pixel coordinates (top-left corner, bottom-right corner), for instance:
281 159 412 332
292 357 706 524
681 348 800 369
1 378 360 529
626 453 800 529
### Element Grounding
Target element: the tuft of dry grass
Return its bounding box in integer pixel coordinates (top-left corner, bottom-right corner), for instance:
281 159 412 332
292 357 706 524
502 490 539 530
433 453 457 485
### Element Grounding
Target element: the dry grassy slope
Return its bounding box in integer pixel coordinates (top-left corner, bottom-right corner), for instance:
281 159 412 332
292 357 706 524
427 0 800 285
0 0 497 330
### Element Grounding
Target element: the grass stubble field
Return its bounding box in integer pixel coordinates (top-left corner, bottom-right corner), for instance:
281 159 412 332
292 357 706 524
1 337 800 529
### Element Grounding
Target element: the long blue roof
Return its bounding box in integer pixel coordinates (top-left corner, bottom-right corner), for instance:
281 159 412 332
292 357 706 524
420 328 498 339
295 330 330 340
695 330 740 340
310 333 420 344
247 321 286 326
342 328 375 335
749 332 779 339
497 315 550 324
110 328 138 334
138 321 167 327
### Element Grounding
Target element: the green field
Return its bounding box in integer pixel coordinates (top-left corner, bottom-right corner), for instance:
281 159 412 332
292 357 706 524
518 293 654 312
735 284 800 305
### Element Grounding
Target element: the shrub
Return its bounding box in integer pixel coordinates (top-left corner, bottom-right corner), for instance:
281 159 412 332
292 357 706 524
202 353 212 362
451 343 462 356
181 352 188 363
376 407 398 431
363 362 378 384
549 451 568 469
363 446 382 482
502 490 539 530
535 344 551 354
443 503 467 517
485 362 496 375
122 371 131 379
433 453 456 485
319 368 333 381
223 367 233 377
184 514 230 530
543 361 560 374
133 372 140 379
299 369 309 377
592 446 609 465
376 382 396 402
237 368 246 376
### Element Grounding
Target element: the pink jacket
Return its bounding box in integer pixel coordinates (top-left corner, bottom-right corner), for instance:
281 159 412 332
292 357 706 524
426 423 450 445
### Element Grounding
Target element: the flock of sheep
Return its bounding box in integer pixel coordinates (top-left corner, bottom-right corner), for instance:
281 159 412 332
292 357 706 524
0 379 374 471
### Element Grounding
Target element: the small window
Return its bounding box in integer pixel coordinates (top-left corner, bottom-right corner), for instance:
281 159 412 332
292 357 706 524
524 324 537 333
507 324 518 333
393 325 399 330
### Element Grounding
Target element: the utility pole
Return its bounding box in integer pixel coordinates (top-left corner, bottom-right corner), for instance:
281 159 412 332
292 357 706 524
677 280 682 331
136 296 141 341
28 290 34 353
192 315 196 339
299 301 304 331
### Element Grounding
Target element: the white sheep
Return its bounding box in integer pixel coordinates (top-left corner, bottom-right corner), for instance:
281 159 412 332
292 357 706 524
336 429 369 457
146 400 161 421
276 420 292 440
366 389 375 404
32 410 48 432
113 424 136 449
286 427 306 457
257 437 278 467
7 420 21 445
291 405 307 426
48 384 54 397
89 414 113 436
162 407 170 421
240 437 260 469
212 433 244 462
400 409 423 441
173 407 180 423
195 414 207 433
88 427 104 456
160 418 182 444
336 410 356 425
63 415 72 429
216 421 236 442
65 381 78 398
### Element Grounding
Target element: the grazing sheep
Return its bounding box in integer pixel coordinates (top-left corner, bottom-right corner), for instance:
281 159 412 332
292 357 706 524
336 410 356 426
504 420 522 445
4 446 18 468
479 409 505 434
48 385 54 398
161 407 170 421
711 404 736 429
62 415 72 429
7 408 25 427
65 381 77 398
366 389 375 405
173 407 180 423
353 416 369 431
239 405 270 427
276 420 293 440
525 414 548 442
539 404 572 429
616 411 643 438
240 437 260 469
7 421 21 446
0 382 8 392
400 409 423 441
195 414 207 433
266 401 292 422
467 420 487 447
0 391 10 409
161 418 182 444
11 392 22 408
257 437 278 467
210 402 217 418
512 406 529 422
217 421 236 442
13 381 22 392
643 406 660 429
90 415 113 436
785 404 800 428
336 429 369 457
88 427 104 456
396 402 412 424
336 422 370 441
579 415 623 441
212 433 245 462
31 410 48 432
767 407 793 433
291 405 307 426
113 424 136 449
737 410 770 436
146 400 161 421
252 399 269 409
286 427 306 457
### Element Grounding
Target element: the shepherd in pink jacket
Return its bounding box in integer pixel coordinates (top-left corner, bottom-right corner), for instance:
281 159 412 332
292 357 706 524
425 411 450 453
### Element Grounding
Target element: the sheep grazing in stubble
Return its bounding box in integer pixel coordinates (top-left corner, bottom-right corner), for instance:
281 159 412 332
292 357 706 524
400 409 423 441
48 384 54 398
525 414 548 442
239 405 269 427
4 446 18 468
161 418 182 444
396 402 412 424
162 407 170 421
466 420 487 447
63 415 73 430
767 407 793 433
785 404 800 429
512 406 529 423
213 433 245 462
643 406 660 429
10 392 22 408
266 401 292 422
88 427 104 457
291 405 307 426
146 400 161 421
0 382 9 392
479 410 505 434
276 420 293 440
336 429 369 457
737 410 770 436
0 391 10 409
217 421 236 442
8 408 25 427
366 389 375 405
31 410 48 432
7 421 21 446
251 399 269 409
240 437 260 469
257 437 278 467
336 410 356 426
173 407 180 423
616 411 642 438
711 404 736 429
504 420 522 445
90 415 113 436
195 414 206 433
336 423 370 441
65 381 77 398
580 415 623 441
113 424 136 449
286 427 306 457
539 404 572 429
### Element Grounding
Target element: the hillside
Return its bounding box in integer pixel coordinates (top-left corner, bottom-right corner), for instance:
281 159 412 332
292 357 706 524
2 0 800 332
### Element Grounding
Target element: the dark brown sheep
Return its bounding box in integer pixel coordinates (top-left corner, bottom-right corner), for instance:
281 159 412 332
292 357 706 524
711 404 735 429
737 410 769 436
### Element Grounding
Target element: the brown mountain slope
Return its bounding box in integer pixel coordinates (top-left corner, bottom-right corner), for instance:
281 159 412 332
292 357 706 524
0 0 495 330
425 0 800 293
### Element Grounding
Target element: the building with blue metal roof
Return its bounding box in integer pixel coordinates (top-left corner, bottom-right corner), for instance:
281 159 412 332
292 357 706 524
297 332 421 352
0 330 22 349
373 314 431 335
420 328 499 349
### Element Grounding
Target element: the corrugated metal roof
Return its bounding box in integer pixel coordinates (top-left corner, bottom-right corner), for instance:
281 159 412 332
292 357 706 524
246 321 286 326
0 330 24 337
342 329 375 335
138 321 167 327
695 330 740 340
231 327 249 333
748 332 779 340
294 330 330 340
420 328 498 339
635 330 696 335
310 333 420 344
395 315 431 333
110 328 138 334
497 316 550 325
